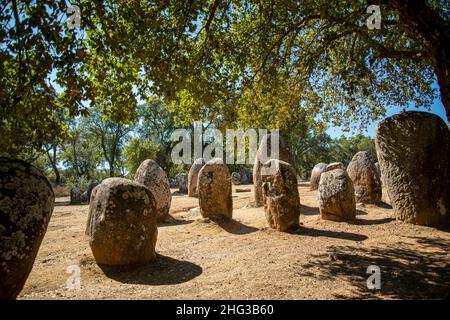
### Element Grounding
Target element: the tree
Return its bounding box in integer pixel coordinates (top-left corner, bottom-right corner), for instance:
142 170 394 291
123 138 158 177
330 134 377 166
60 120 102 181
1 1 448 157
88 109 132 177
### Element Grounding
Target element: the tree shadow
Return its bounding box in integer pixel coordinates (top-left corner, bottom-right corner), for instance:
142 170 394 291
293 226 368 242
99 254 202 285
294 236 450 299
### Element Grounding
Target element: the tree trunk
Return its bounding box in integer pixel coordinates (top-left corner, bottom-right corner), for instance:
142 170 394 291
389 0 450 121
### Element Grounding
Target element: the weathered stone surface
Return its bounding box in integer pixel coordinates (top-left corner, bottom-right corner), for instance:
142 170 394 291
86 178 158 266
253 133 293 207
262 159 300 232
319 168 356 222
188 158 205 197
198 158 232 219
375 111 450 226
326 162 345 172
134 159 172 222
176 173 188 194
310 163 327 190
346 151 382 204
0 158 55 299
231 172 241 185
70 187 82 204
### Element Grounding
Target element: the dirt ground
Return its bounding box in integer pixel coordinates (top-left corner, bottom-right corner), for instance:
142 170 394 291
19 183 450 300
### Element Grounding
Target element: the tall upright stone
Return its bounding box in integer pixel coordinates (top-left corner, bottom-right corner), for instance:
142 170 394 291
198 158 232 219
86 178 158 266
319 168 356 222
0 158 55 299
188 158 205 197
346 151 382 204
253 133 293 207
310 163 327 190
262 159 300 232
375 111 450 227
134 159 172 222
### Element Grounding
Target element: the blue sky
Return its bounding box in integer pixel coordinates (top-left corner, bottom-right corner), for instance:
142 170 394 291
326 82 449 138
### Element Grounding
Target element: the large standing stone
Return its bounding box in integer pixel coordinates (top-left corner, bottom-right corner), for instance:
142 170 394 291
310 163 327 190
346 151 382 204
134 159 172 222
176 173 188 194
375 111 450 226
86 178 158 266
253 133 293 207
0 158 55 299
198 158 232 219
319 168 356 222
262 159 300 232
188 158 205 197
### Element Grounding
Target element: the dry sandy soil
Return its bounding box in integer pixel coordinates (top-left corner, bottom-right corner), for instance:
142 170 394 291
19 183 450 300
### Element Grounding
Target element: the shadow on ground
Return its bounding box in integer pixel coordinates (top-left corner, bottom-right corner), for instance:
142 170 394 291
300 204 367 216
293 236 450 299
215 218 259 235
99 254 202 285
294 226 368 242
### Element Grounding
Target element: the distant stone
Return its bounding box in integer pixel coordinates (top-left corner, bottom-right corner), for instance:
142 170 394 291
375 111 450 226
188 158 205 197
198 158 232 219
86 178 158 266
346 151 381 204
319 168 356 222
134 159 172 222
310 163 327 190
0 158 55 299
86 182 100 204
326 162 345 172
253 133 293 207
176 173 188 194
70 187 82 204
80 191 88 203
262 159 300 232
231 172 241 185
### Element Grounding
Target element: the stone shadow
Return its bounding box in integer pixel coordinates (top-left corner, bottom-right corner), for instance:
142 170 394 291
99 254 202 285
293 226 368 242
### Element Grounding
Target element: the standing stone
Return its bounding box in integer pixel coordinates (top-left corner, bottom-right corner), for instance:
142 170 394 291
231 172 241 185
0 158 55 299
176 173 188 194
134 160 172 222
310 163 327 190
86 178 158 266
326 162 345 172
86 182 100 204
375 111 450 226
346 151 382 204
198 158 232 219
253 133 293 207
188 158 205 197
262 159 300 232
319 168 356 222
70 187 82 204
